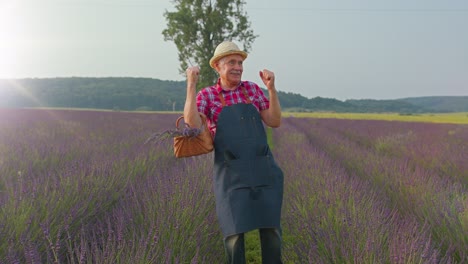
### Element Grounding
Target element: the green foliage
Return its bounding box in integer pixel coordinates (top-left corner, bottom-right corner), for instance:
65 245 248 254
245 231 262 263
265 127 272 148
346 98 426 113
1 78 467 113
399 96 468 112
0 77 186 111
162 0 258 89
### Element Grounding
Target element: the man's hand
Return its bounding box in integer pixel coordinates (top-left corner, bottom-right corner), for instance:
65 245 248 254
186 66 200 88
184 65 202 128
259 69 281 127
259 69 275 90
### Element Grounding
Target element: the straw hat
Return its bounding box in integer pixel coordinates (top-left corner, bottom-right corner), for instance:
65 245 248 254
209 41 248 68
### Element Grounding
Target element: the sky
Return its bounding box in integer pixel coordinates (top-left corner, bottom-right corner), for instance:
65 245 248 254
0 0 467 100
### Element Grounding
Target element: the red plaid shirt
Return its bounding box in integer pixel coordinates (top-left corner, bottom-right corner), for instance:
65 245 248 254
197 79 270 136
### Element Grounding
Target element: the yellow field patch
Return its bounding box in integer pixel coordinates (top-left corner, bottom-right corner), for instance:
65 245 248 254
284 112 468 124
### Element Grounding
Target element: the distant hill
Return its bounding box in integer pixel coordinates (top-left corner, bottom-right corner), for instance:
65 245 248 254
1 77 466 113
0 77 186 111
398 96 468 112
344 99 427 113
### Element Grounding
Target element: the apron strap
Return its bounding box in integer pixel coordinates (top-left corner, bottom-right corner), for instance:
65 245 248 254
218 91 226 107
217 85 252 107
241 86 252 104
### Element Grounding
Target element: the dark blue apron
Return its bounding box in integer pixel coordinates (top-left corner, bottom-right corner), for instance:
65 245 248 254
213 87 284 237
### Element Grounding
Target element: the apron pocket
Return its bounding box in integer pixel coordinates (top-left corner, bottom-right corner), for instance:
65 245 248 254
225 159 251 189
224 156 274 189
252 155 274 187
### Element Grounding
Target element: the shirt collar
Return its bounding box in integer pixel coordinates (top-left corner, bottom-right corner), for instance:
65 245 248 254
215 78 244 93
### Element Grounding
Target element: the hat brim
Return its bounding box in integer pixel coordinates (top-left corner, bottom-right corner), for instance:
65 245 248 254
209 51 248 68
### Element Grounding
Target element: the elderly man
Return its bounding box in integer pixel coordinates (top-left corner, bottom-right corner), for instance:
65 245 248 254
184 41 284 264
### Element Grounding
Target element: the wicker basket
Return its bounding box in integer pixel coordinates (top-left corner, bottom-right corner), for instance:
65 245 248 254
173 113 213 158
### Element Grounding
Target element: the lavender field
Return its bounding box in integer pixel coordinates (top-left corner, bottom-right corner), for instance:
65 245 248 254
0 108 466 263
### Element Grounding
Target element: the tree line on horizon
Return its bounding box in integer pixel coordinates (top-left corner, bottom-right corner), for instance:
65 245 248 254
1 77 467 113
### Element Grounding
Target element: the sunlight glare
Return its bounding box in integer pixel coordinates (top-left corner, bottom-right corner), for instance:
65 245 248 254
0 1 25 78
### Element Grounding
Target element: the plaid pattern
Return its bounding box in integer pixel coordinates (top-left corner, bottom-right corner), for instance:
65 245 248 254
197 79 270 136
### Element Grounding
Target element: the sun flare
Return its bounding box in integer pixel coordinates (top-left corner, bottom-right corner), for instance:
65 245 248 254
0 1 25 78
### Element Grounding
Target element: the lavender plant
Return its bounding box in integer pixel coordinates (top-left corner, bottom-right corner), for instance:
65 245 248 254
1 109 466 263
144 119 205 144
276 117 467 263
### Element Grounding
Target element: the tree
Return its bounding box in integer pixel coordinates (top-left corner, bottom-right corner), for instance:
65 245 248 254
162 0 257 89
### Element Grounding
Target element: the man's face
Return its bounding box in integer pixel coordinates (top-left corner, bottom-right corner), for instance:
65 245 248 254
216 54 244 85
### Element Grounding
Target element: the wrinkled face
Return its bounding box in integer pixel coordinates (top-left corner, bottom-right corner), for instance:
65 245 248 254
215 54 244 86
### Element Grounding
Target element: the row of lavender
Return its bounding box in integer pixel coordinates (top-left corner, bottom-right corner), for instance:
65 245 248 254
0 109 466 263
276 117 467 263
0 109 222 263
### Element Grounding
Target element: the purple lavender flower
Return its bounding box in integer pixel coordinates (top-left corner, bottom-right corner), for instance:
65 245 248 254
144 122 204 144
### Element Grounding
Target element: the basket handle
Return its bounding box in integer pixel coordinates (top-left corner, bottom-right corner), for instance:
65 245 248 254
175 113 207 129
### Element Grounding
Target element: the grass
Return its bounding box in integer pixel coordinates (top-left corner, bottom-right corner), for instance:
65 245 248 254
245 231 262 263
